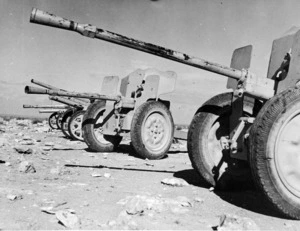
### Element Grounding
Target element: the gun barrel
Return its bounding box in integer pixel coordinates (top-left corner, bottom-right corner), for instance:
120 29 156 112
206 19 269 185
25 86 121 102
31 79 90 104
39 109 65 113
23 104 69 109
30 8 244 80
49 96 85 108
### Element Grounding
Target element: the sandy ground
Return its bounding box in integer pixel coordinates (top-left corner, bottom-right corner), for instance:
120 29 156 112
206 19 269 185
0 119 300 230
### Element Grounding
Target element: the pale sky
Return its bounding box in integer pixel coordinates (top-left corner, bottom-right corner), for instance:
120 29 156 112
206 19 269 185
1 0 300 124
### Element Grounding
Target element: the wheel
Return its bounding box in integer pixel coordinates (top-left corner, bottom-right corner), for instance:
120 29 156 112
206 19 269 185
82 100 122 152
49 112 59 129
130 101 174 160
68 110 85 141
249 86 300 219
187 92 258 188
61 108 76 138
56 112 63 129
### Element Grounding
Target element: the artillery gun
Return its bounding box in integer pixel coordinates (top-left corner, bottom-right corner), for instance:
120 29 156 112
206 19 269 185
29 8 300 219
23 104 69 130
29 79 89 140
25 68 177 159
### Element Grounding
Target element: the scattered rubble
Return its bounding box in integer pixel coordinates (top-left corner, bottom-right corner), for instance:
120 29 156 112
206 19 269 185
6 194 23 201
19 161 36 173
161 178 189 187
217 214 260 231
55 210 80 229
14 146 33 154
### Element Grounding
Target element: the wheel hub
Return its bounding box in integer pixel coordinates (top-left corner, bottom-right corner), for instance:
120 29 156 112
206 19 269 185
143 113 170 152
276 111 300 197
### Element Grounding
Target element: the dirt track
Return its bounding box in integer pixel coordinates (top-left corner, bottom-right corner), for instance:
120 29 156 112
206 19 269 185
0 118 300 230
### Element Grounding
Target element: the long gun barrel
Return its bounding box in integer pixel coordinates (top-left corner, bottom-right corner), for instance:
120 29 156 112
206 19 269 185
39 109 65 113
25 86 121 102
30 8 245 81
23 104 69 109
31 79 90 104
49 96 85 108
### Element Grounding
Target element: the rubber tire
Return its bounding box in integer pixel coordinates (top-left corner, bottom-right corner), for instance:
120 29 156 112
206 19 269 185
187 92 257 188
68 110 86 141
49 112 59 130
56 113 63 129
249 86 300 219
130 101 174 160
61 108 76 138
82 100 122 152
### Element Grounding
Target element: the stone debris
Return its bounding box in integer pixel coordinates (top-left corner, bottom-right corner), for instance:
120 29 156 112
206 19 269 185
22 135 31 140
55 210 80 229
91 173 102 177
217 214 260 231
161 178 189 187
104 173 111 178
19 140 35 145
19 161 36 173
194 197 204 203
6 194 23 201
118 195 192 216
35 127 50 133
42 146 52 151
53 145 70 150
16 119 32 127
14 146 33 154
4 162 11 167
45 142 54 146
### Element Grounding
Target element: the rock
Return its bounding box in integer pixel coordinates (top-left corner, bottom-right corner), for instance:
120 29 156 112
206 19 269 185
161 178 189 187
55 210 80 229
16 119 32 127
42 146 52 151
209 187 214 192
125 196 148 215
19 140 35 145
22 135 31 140
104 173 111 178
218 214 260 231
17 132 24 137
45 142 54 146
14 146 33 154
0 117 4 124
194 197 204 203
35 127 50 133
50 167 71 176
91 173 102 177
176 196 192 207
4 162 11 167
53 145 69 150
19 161 36 173
7 194 23 201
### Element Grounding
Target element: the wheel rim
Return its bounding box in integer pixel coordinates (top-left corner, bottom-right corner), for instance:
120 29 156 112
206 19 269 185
207 116 229 176
50 114 58 129
70 114 83 140
275 110 300 197
94 109 110 144
141 112 171 154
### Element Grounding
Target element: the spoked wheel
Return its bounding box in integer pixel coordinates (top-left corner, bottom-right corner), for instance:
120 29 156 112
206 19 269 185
249 86 300 219
49 112 59 129
82 100 122 152
130 101 174 160
61 108 76 138
187 92 258 188
68 110 86 141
